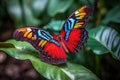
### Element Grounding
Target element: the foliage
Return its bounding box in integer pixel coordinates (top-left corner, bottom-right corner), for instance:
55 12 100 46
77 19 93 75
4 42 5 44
87 26 120 57
0 0 120 80
0 40 99 80
103 4 120 24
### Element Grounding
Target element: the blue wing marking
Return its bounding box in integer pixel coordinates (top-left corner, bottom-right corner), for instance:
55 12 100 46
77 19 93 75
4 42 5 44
38 30 59 46
64 18 75 40
38 30 53 40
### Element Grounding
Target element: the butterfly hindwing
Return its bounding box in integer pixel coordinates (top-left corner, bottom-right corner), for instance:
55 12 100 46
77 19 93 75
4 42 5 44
60 5 93 53
13 27 67 64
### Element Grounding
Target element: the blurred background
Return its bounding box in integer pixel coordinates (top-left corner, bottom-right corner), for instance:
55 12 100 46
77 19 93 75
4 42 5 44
0 0 120 80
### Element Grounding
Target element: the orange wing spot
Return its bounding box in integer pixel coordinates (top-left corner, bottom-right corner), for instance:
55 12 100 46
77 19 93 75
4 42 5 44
19 28 27 33
24 31 30 37
38 40 47 47
76 12 86 19
27 32 32 39
76 12 86 16
74 22 84 28
78 6 86 12
38 40 44 46
41 40 47 47
32 37 36 40
31 35 37 40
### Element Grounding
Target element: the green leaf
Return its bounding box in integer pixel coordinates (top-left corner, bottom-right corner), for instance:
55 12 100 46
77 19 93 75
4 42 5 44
47 0 73 17
44 20 65 31
0 42 15 48
87 26 120 60
74 49 96 72
108 22 120 33
30 0 48 17
79 0 94 5
0 40 99 80
103 4 120 24
22 0 40 26
7 0 41 27
7 0 22 23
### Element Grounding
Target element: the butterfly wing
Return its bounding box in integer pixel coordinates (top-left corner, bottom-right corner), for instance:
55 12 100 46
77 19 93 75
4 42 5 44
13 27 67 64
60 5 93 53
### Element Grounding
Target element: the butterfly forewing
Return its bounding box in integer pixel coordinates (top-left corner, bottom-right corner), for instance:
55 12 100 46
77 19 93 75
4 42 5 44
60 5 93 53
14 27 67 64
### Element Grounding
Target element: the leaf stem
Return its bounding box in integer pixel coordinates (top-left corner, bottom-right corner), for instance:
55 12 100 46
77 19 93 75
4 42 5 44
98 0 103 26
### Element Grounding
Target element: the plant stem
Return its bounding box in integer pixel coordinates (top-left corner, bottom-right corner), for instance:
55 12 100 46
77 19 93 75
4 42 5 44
97 0 103 26
93 0 103 27
19 0 26 25
95 55 100 75
94 0 103 75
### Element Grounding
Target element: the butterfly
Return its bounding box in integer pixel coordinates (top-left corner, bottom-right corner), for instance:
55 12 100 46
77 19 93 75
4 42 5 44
13 5 93 65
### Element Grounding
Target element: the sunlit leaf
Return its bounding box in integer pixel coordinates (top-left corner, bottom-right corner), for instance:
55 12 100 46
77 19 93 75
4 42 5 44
0 40 99 80
87 26 120 60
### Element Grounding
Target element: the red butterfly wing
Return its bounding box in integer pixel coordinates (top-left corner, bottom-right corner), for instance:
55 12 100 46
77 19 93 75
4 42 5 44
42 41 66 64
60 5 93 53
13 5 93 65
14 27 67 64
60 28 88 53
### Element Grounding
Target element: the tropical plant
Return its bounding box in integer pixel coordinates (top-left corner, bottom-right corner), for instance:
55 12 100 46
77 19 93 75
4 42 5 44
0 0 120 80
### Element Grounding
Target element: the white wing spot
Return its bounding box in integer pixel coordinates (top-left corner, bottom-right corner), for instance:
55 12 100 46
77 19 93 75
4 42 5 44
75 11 79 14
27 28 32 31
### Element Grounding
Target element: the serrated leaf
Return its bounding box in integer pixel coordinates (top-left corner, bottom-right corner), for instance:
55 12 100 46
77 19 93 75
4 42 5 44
0 40 99 80
47 0 73 17
87 26 120 60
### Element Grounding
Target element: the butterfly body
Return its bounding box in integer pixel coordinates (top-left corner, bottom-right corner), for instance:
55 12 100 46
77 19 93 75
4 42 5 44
13 5 93 64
